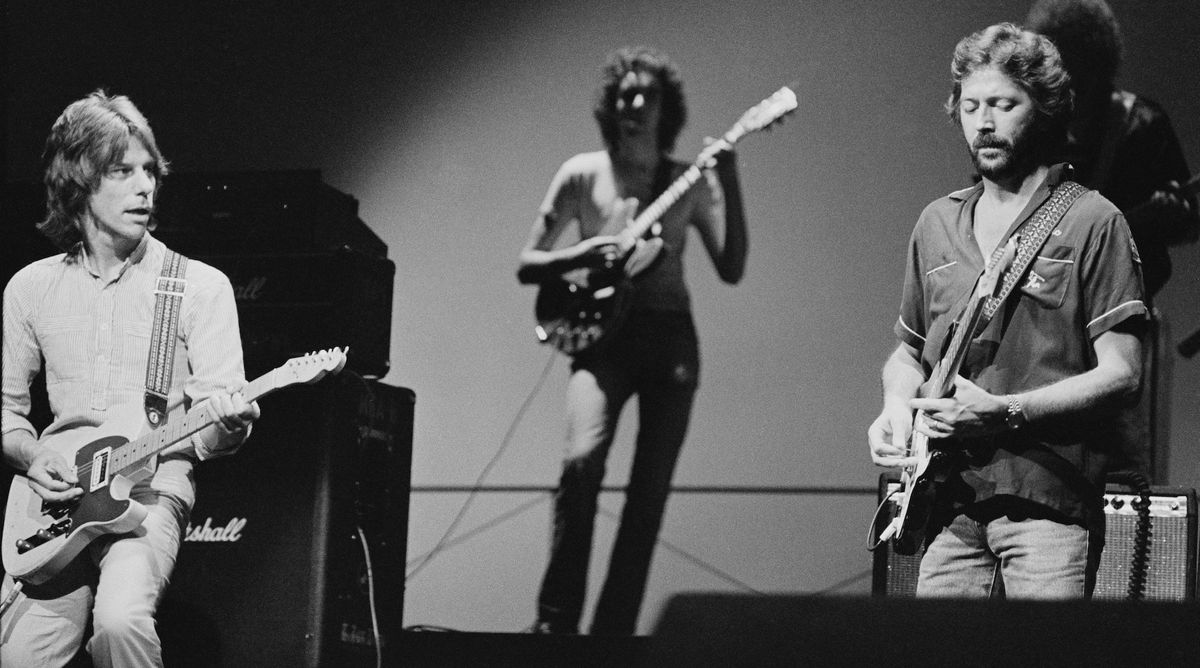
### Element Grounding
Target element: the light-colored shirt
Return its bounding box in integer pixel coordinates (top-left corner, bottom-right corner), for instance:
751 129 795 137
3 234 249 499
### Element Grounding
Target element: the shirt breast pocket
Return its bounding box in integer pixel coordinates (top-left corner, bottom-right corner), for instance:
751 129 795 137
1019 245 1074 309
925 258 968 322
38 315 92 383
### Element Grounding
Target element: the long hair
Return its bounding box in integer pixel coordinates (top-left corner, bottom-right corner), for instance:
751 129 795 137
944 22 1074 153
592 46 687 154
38 90 169 252
1025 0 1123 92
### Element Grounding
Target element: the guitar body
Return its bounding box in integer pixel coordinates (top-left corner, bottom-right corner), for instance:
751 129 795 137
534 238 662 355
879 239 1019 554
3 410 151 585
531 86 797 356
890 423 944 556
1 348 348 587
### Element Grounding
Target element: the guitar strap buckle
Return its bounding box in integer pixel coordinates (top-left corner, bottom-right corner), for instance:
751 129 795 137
144 390 169 427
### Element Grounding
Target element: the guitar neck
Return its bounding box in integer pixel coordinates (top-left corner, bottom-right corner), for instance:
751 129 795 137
927 296 989 399
627 130 747 239
108 370 281 478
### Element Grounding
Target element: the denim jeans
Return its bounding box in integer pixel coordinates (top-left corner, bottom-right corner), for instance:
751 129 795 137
537 311 699 635
917 513 1099 599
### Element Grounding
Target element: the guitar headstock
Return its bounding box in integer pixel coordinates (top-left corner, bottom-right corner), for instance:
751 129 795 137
978 236 1018 298
734 86 798 134
277 347 349 385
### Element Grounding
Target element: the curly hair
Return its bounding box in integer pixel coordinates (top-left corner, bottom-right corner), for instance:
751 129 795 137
1025 0 1123 91
945 23 1074 132
592 46 687 154
38 90 169 252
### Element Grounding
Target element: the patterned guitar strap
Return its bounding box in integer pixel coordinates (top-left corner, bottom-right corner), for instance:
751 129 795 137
976 180 1089 331
144 249 189 428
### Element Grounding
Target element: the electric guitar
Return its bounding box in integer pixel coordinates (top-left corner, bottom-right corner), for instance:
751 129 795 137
879 241 1016 556
533 85 798 355
2 348 347 585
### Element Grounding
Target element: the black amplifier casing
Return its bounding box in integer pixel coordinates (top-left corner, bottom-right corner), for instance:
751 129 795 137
154 170 387 259
198 250 394 378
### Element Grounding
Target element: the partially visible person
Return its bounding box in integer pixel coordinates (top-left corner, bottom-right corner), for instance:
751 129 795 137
868 23 1145 599
2 90 260 667
518 46 748 635
1026 0 1199 479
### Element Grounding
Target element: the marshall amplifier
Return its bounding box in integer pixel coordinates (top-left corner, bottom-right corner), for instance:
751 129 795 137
198 249 394 378
154 170 387 259
159 375 414 668
873 475 1198 601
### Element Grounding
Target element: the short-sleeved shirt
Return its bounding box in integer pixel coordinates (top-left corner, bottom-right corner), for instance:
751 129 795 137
894 164 1147 524
536 150 726 313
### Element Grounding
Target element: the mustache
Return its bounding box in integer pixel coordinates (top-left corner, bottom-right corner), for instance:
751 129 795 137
972 135 1012 151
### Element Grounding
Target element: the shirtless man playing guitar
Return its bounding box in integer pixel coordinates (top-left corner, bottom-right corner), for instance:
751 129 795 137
518 46 749 635
2 91 260 667
868 24 1145 599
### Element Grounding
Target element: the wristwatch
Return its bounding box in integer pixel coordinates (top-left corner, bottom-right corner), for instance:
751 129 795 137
1005 394 1027 430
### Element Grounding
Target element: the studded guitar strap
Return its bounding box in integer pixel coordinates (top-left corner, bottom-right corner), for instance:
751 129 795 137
976 180 1089 331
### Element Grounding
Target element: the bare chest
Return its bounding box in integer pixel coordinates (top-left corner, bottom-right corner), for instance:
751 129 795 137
972 199 1024 259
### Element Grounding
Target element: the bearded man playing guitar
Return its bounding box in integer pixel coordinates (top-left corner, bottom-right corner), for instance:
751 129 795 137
518 46 748 635
2 91 259 666
868 24 1145 599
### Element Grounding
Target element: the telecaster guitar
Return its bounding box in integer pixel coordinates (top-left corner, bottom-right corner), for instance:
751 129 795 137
533 85 798 355
2 348 347 585
880 241 1016 555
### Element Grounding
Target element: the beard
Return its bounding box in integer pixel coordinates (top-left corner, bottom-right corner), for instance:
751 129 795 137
969 127 1038 181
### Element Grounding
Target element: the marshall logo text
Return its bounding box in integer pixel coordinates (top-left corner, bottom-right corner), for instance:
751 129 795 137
184 517 248 543
232 276 268 302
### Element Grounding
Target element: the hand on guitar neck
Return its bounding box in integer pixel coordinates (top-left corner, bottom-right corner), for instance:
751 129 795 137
7 386 260 507
3 349 344 585
1124 174 1200 244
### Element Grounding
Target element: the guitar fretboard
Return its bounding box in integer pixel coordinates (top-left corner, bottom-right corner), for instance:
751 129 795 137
101 369 278 479
628 135 738 239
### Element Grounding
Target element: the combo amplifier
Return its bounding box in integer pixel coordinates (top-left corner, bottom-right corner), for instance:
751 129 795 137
198 249 394 378
159 376 414 667
873 476 1197 600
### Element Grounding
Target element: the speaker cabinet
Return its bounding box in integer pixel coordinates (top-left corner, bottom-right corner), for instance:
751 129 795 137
200 251 396 379
159 375 413 667
873 476 1197 600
